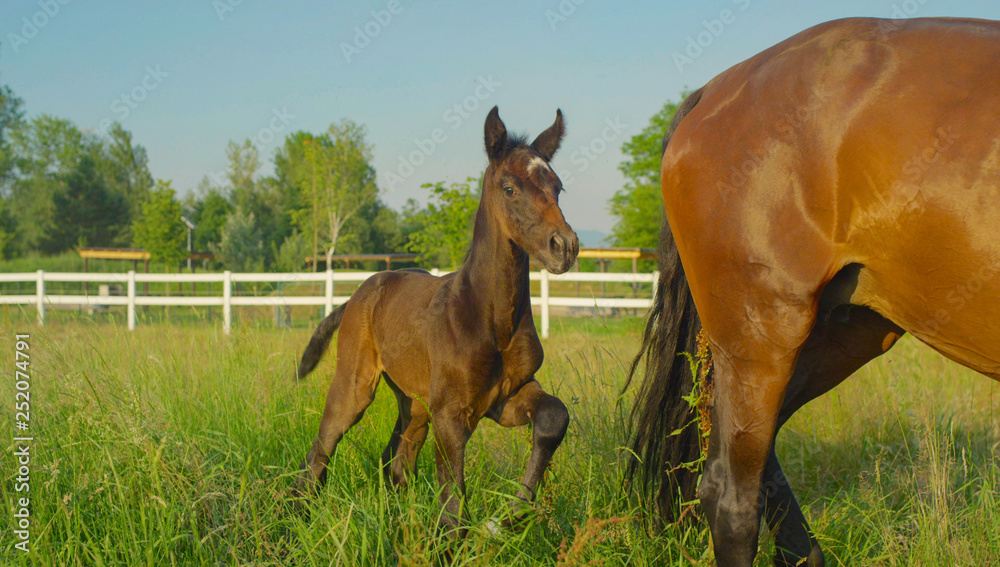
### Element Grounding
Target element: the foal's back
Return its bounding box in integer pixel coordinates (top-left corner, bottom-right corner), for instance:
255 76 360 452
338 268 474 398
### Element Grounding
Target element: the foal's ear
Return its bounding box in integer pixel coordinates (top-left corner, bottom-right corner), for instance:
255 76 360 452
531 109 565 161
484 106 508 162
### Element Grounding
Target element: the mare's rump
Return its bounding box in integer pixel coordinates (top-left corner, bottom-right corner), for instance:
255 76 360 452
662 17 1000 376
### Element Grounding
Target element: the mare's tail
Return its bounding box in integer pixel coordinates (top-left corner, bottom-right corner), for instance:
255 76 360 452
622 87 709 524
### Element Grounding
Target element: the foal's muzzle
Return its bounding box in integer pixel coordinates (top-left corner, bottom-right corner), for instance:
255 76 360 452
543 229 579 274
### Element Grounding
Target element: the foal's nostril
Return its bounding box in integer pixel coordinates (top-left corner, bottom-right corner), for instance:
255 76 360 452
550 234 564 256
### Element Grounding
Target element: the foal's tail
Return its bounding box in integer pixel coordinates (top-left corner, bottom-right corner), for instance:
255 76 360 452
296 303 348 380
622 87 707 524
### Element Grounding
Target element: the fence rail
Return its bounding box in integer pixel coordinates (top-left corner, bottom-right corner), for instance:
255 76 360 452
0 269 658 338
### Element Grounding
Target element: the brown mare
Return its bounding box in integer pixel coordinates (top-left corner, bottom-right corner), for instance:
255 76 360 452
293 107 579 536
626 18 1000 567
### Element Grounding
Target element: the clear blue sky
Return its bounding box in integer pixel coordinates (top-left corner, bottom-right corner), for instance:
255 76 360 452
3 0 997 234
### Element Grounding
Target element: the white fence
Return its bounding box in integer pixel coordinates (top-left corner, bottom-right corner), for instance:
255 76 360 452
0 269 658 339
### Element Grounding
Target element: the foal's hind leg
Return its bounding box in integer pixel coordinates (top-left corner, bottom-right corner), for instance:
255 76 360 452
762 307 903 567
294 327 381 497
488 379 569 526
381 386 430 488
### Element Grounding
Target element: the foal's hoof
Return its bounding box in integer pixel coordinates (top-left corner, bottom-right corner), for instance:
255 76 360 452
486 499 535 534
287 488 311 515
289 474 321 515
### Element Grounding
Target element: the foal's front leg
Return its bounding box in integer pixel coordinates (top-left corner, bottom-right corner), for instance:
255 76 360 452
490 379 569 525
432 408 475 538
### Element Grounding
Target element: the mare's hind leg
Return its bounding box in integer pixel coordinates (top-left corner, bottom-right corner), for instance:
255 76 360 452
381 386 429 488
488 379 569 526
762 307 903 567
293 319 381 497
698 299 817 567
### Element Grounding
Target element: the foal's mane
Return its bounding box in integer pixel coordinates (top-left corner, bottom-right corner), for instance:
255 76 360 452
490 132 532 161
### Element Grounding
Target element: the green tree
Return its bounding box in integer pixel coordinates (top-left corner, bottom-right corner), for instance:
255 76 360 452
275 131 323 265
210 207 264 272
0 81 25 185
278 122 378 269
275 230 311 272
226 139 260 213
225 139 284 267
5 114 148 255
407 179 478 269
0 80 24 257
608 95 687 249
7 115 89 253
100 122 154 244
185 177 232 252
0 198 16 260
133 180 186 267
54 152 128 248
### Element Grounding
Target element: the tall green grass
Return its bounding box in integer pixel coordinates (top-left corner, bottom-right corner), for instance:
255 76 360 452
0 315 997 565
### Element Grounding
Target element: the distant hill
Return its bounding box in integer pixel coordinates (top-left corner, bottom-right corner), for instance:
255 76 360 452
576 230 609 248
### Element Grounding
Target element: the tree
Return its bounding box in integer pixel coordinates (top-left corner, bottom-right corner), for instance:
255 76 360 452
210 208 264 272
7 115 89 253
276 131 323 266
0 198 16 260
275 230 312 272
608 95 688 249
133 180 186 267
0 81 23 257
226 139 261 213
224 139 284 267
407 179 478 269
54 152 128 248
0 81 25 186
100 122 154 244
279 122 378 269
185 177 232 252
4 114 150 256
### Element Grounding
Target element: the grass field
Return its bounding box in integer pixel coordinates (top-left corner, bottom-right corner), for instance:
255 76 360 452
1 313 998 566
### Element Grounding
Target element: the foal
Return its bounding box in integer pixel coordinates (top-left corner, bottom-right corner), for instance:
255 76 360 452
293 106 579 535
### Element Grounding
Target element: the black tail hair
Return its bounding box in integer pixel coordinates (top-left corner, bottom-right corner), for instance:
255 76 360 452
296 303 347 380
622 87 706 524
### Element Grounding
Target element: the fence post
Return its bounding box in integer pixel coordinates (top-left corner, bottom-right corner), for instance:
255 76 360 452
127 271 137 331
540 269 550 339
651 270 661 304
35 270 45 325
223 271 232 335
325 269 334 317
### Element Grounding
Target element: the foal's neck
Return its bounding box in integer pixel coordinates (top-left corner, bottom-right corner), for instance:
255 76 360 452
459 206 531 348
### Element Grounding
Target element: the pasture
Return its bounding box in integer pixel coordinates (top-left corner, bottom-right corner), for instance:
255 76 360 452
1 313 998 565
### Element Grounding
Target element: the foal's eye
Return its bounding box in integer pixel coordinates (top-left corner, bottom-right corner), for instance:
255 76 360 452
502 186 515 196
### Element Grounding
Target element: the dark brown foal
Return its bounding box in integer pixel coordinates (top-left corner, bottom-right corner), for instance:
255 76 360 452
292 106 579 537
